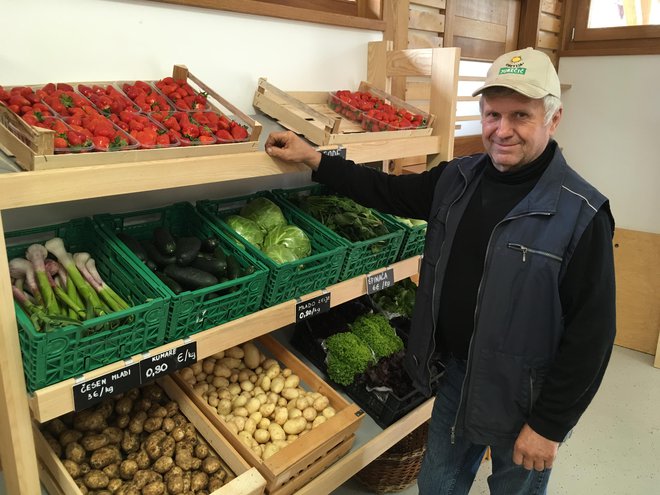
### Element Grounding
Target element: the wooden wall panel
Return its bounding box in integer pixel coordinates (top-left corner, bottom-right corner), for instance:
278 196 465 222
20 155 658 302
452 36 506 60
453 16 508 43
413 0 446 8
612 228 660 359
542 0 563 16
409 10 445 32
409 30 444 48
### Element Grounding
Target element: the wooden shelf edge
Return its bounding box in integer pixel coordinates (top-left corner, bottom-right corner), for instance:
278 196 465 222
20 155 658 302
294 398 434 494
29 256 421 423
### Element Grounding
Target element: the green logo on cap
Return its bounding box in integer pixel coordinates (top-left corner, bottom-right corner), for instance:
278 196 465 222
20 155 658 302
499 67 527 75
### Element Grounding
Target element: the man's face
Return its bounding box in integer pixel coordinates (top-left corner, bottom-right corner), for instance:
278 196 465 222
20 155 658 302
481 92 562 172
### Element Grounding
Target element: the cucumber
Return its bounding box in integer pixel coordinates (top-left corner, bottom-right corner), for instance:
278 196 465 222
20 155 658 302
141 239 176 269
154 271 184 294
175 236 202 266
145 259 158 272
164 264 218 290
242 264 256 276
117 232 148 262
226 254 242 280
201 237 221 253
191 257 227 278
153 227 176 256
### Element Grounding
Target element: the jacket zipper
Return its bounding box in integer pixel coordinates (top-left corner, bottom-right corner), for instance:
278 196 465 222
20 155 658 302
426 176 471 393
528 370 534 416
450 211 552 444
507 243 563 263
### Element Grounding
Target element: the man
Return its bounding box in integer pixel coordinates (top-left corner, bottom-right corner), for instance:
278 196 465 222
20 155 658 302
265 47 616 494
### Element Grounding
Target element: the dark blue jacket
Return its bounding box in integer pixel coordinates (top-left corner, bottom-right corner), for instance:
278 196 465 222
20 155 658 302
404 149 609 445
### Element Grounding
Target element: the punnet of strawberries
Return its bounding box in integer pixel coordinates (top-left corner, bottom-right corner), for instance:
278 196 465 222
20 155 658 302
328 89 427 132
154 77 208 111
77 84 139 116
122 81 173 113
0 85 56 125
108 111 177 148
151 110 248 146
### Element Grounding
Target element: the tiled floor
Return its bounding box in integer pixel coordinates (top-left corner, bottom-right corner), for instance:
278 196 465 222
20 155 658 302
333 345 660 495
1 345 657 494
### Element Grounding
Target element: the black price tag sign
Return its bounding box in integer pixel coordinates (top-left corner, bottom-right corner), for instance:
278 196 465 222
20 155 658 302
318 146 346 159
140 341 197 384
296 293 331 322
73 362 140 411
366 268 394 294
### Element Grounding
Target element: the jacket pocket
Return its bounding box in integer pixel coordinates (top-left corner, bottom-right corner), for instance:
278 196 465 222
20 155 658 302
507 243 563 263
467 349 530 436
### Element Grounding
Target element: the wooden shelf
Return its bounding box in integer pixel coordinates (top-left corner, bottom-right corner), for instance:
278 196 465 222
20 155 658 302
29 256 421 423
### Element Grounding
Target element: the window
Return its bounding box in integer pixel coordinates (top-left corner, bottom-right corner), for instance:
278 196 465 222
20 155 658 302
563 0 660 55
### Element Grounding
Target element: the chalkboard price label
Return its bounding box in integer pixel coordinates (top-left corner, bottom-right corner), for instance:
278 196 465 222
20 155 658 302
73 362 141 411
366 268 394 294
296 293 331 322
318 146 346 159
140 341 197 384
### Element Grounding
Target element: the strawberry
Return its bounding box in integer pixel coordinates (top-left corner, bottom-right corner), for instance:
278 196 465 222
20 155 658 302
230 125 248 141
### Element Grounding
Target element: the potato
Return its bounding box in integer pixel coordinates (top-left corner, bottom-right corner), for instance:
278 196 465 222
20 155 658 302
65 442 86 464
191 471 209 491
219 357 241 369
90 446 121 469
242 342 261 369
302 406 318 422
322 407 336 419
257 418 271 430
243 418 257 435
225 346 244 360
312 396 330 412
237 431 254 448
152 455 174 474
102 427 123 445
217 399 232 416
59 429 83 447
283 417 306 435
170 426 186 443
116 458 137 480
107 478 123 492
201 456 222 475
284 374 300 389
43 433 62 457
202 358 216 375
270 376 285 394
268 424 286 442
288 409 302 420
190 361 203 375
240 380 255 393
134 450 150 469
227 383 242 396
121 431 140 454
194 443 209 459
116 414 130 430
175 448 194 470
254 428 270 444
265 364 281 380
74 410 106 432
213 364 232 378
128 411 147 434
259 402 275 418
75 480 89 495
312 416 327 428
178 367 194 382
273 407 288 426
281 388 299 401
233 406 249 418
261 359 278 372
262 443 280 460
295 397 310 410
103 462 119 479
143 416 163 433
166 474 184 494
212 376 229 389
84 470 109 489
142 480 166 495
62 459 81 478
47 418 67 436
231 416 246 432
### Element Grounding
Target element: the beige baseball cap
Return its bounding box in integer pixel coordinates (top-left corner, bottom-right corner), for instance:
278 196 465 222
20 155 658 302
472 47 561 99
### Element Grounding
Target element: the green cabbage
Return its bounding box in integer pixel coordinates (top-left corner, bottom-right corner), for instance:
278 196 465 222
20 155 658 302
225 215 264 248
240 197 286 234
263 224 311 259
263 244 299 264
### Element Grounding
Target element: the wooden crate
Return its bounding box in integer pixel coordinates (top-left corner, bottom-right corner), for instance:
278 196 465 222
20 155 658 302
253 78 435 146
0 65 262 171
174 334 364 494
34 375 267 495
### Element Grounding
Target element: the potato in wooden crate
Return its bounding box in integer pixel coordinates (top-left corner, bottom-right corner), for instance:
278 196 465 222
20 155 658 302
174 334 364 495
35 376 266 495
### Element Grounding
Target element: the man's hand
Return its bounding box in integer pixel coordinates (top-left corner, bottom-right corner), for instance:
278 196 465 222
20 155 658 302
265 131 322 170
512 423 559 471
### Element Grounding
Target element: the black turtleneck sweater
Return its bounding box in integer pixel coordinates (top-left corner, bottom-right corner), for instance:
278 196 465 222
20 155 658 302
313 143 615 442
438 142 557 359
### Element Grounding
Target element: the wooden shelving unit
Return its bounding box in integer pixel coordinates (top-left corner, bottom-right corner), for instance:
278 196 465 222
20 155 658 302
0 43 460 495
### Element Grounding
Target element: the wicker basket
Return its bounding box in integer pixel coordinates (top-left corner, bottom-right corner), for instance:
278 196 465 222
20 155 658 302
355 421 429 493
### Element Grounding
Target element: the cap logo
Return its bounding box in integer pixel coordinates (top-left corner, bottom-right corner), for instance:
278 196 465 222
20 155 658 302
498 55 526 75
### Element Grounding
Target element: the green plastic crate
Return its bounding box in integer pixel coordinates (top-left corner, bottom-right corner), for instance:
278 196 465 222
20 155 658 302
273 185 405 280
197 191 346 307
384 214 427 260
95 202 269 340
5 217 168 392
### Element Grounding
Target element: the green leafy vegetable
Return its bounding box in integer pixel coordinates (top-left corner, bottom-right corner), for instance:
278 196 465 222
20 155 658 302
263 244 299 265
371 278 417 318
263 224 311 260
297 194 389 248
240 197 287 234
325 332 375 386
349 313 403 360
225 215 264 248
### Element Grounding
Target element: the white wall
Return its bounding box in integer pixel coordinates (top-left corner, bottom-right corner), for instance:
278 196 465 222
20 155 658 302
556 55 660 234
1 0 381 229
